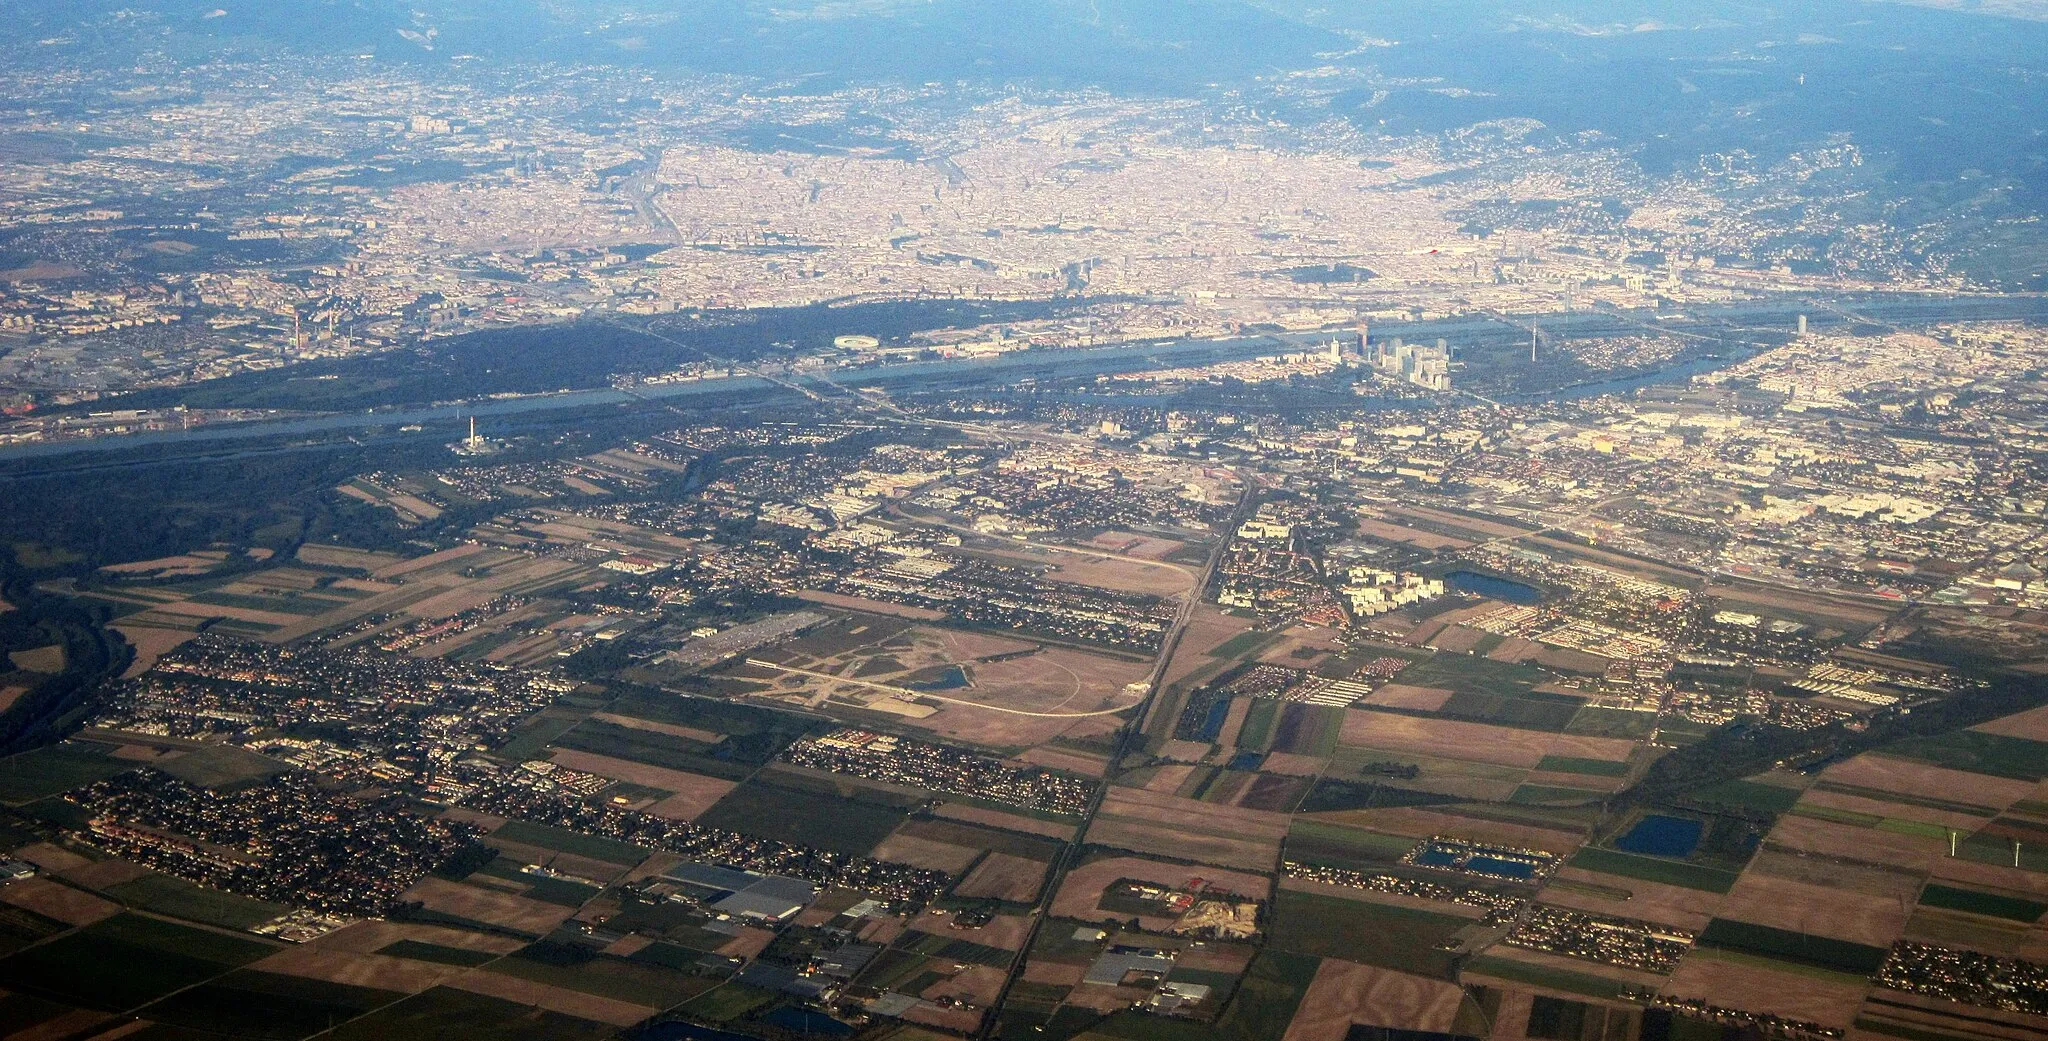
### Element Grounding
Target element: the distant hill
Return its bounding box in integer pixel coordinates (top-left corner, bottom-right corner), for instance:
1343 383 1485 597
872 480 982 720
0 0 1342 91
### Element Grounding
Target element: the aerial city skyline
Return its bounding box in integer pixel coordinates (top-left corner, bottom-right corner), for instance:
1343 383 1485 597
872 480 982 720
0 3 2045 1041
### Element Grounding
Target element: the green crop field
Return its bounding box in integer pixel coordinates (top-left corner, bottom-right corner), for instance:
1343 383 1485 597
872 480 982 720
549 718 754 781
1537 755 1631 777
375 940 499 967
1564 708 1660 740
1285 819 1417 871
490 819 651 866
1465 954 1633 999
325 985 618 1041
1918 884 2048 923
1882 732 2048 782
486 943 709 1008
1269 889 1465 976
1208 631 1280 660
695 778 907 856
138 969 405 1041
1696 918 1890 974
1568 848 1739 893
0 743 132 804
0 913 275 1011
103 873 291 931
1692 779 1804 813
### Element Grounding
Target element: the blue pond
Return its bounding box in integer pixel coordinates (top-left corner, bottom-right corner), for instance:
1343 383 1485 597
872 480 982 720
759 1008 855 1036
1465 856 1538 880
908 665 970 691
1615 814 1705 858
638 1023 760 1041
1415 848 1460 868
1444 571 1543 605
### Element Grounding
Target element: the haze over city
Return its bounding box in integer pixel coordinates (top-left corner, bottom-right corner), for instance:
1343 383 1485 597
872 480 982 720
0 4 2045 1041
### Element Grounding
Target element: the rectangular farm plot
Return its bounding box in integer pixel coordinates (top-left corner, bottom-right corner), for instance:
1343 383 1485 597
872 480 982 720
954 853 1053 903
1714 870 1912 949
135 968 407 1041
1660 947 1873 1031
1822 754 2038 812
694 777 910 857
1086 785 1291 872
1280 957 1471 1041
1565 848 1740 894
0 913 277 1011
1049 854 1271 931
480 941 711 1010
400 877 583 938
1269 888 1468 977
544 749 736 822
1338 712 1556 770
1880 731 2048 784
322 984 620 1041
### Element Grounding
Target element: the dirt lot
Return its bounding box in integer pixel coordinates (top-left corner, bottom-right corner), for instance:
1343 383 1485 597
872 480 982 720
932 803 1079 841
1974 703 2048 741
0 878 121 926
1716 868 1910 947
1426 626 1489 655
1049 855 1271 930
1261 752 1333 777
795 590 947 621
546 749 735 822
1361 684 1455 712
1281 958 1465 1041
111 623 199 679
871 832 984 874
1764 814 1946 871
908 910 1035 952
1824 754 2035 810
402 877 577 936
444 969 655 1027
1355 519 1472 550
953 853 1051 903
1529 872 1717 933
1087 786 1290 872
1660 950 1871 1029
1015 745 1111 777
1313 807 1582 854
1338 713 1556 769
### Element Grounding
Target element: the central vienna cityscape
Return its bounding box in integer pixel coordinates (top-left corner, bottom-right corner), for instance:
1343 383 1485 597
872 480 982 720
0 3 2045 1041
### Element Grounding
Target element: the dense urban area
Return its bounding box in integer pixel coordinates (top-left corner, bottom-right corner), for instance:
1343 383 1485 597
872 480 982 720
0 4 2047 1041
